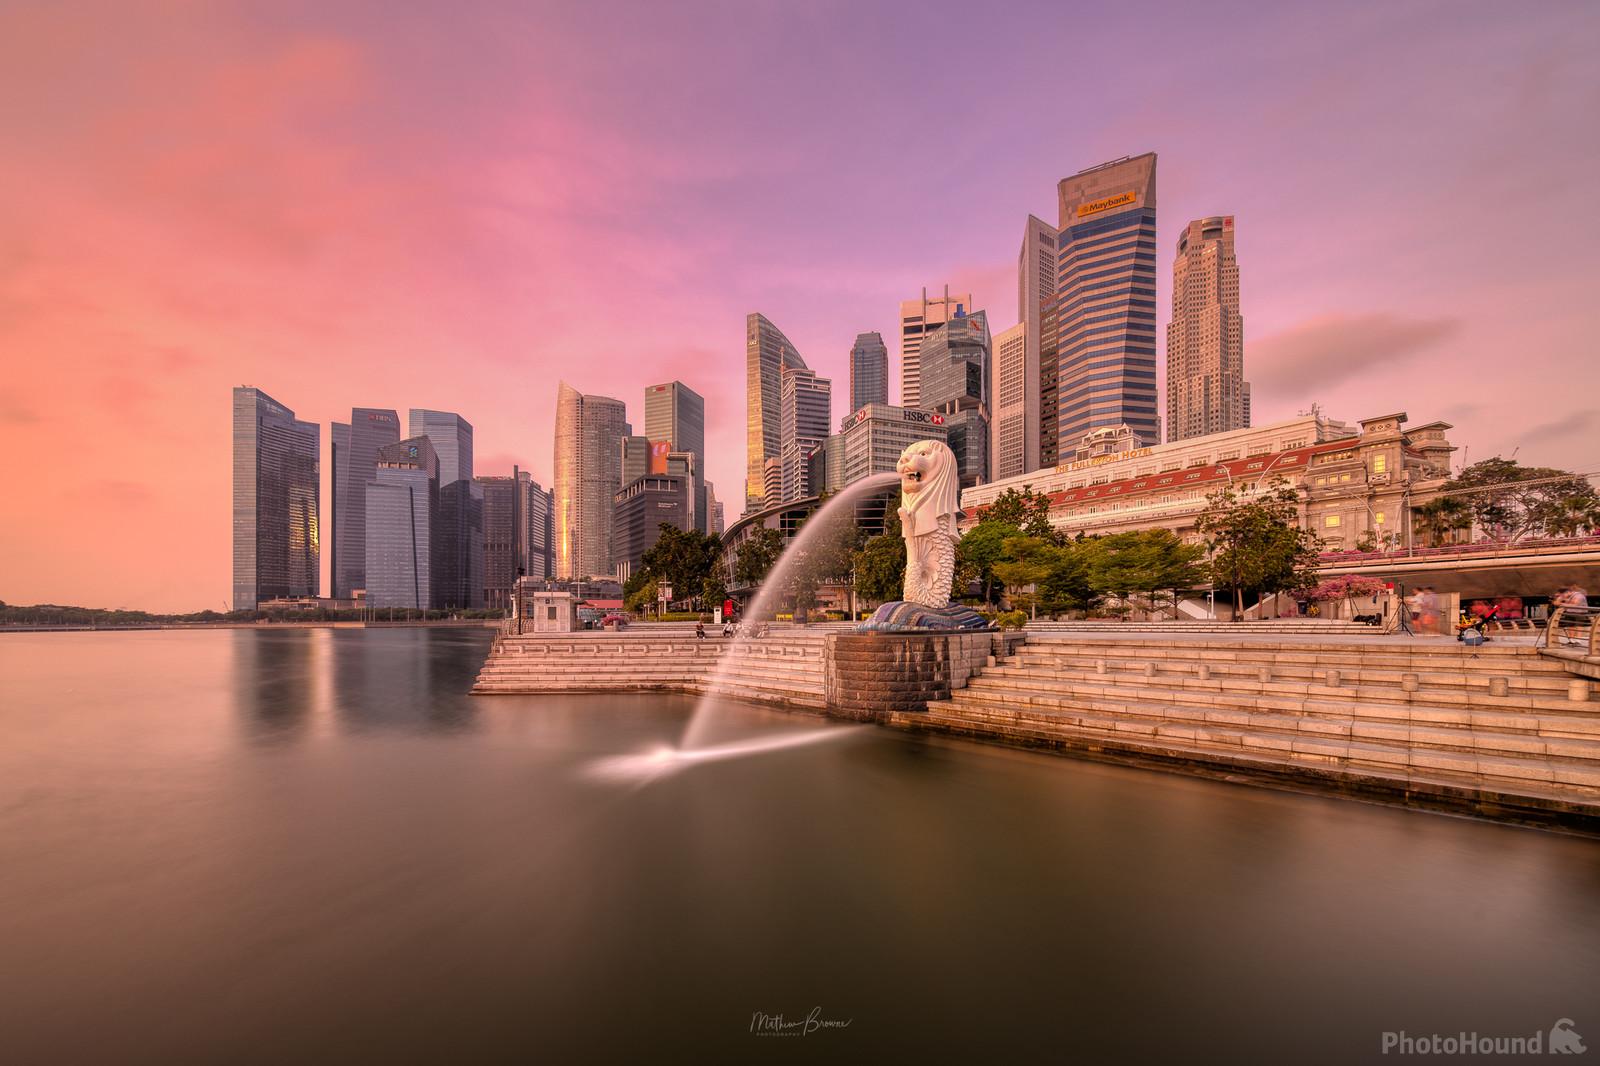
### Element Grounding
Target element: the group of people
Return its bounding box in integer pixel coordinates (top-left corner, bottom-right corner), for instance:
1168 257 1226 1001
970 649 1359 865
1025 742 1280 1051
1403 587 1441 632
693 619 748 640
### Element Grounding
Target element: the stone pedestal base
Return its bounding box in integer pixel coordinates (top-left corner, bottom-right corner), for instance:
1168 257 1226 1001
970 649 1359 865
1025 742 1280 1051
824 632 1003 721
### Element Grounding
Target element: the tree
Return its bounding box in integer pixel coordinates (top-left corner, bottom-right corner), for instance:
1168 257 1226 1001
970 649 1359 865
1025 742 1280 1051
1196 479 1323 621
639 525 721 602
1412 496 1472 547
701 572 728 616
955 522 1016 608
1445 458 1600 542
976 486 1057 540
1302 575 1387 619
624 577 658 615
733 527 786 588
992 535 1060 615
1086 529 1209 619
852 508 904 605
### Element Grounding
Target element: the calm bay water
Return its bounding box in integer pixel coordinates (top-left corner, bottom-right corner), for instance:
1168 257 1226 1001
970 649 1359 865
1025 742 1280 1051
2 627 1597 1064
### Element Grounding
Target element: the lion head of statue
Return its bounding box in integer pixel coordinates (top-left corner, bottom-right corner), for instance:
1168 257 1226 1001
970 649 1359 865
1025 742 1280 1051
896 439 960 538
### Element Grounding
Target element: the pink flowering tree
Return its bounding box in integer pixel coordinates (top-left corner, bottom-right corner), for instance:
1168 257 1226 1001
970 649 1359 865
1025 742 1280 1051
1302 575 1387 619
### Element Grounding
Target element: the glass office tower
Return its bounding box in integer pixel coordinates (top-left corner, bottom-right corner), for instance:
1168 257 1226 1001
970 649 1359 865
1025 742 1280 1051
232 386 319 610
1054 153 1159 451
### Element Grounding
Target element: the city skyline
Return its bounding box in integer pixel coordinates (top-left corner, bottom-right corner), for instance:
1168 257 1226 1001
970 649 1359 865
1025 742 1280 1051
5 1 1600 611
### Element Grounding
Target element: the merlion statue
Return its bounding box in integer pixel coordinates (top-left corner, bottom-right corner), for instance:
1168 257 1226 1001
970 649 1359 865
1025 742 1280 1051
856 439 992 633
896 439 960 609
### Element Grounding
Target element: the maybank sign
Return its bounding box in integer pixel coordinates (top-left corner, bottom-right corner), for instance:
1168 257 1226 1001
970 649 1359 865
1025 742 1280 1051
1076 190 1138 218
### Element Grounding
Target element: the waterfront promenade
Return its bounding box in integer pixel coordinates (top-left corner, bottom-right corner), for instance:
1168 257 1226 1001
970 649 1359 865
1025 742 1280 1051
475 623 1600 832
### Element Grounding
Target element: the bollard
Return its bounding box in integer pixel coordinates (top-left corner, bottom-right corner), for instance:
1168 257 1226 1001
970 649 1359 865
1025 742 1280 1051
1097 660 1108 675
1197 664 1211 680
1401 673 1419 693
1259 666 1272 683
1326 669 1341 688
1488 676 1509 698
1571 680 1591 703
1144 662 1157 678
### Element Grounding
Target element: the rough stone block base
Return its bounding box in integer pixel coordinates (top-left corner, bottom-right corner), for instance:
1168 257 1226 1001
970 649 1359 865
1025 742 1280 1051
824 632 998 721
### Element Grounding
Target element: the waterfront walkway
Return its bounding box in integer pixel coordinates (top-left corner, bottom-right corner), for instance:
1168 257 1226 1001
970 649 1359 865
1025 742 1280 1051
473 625 1599 831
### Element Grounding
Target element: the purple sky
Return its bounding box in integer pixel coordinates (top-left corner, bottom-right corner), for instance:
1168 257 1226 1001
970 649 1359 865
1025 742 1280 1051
3 0 1598 610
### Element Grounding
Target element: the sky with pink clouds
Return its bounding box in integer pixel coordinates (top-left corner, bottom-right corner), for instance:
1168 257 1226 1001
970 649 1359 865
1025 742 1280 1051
2 0 1598 611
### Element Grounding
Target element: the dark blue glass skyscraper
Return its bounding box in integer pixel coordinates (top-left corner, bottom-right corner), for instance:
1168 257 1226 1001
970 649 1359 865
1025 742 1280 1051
1054 153 1159 451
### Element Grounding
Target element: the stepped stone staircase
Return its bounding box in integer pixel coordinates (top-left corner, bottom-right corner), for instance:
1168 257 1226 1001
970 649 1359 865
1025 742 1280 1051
471 631 827 708
1024 619 1379 635
892 634 1600 828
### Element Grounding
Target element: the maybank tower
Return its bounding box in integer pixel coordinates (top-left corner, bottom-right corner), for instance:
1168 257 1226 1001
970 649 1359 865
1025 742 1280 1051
1053 153 1159 452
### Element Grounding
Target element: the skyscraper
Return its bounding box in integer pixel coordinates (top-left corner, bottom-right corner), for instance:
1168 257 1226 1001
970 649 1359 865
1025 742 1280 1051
839 403 948 488
407 410 473 485
408 409 479 608
1167 215 1248 442
779 365 831 502
1020 215 1059 468
331 408 400 598
990 321 1030 481
620 434 651 489
612 474 692 583
918 310 991 489
899 288 972 409
554 382 630 580
232 387 319 610
746 313 807 511
644 381 705 476
477 467 552 608
849 332 889 413
1054 153 1160 452
365 436 439 610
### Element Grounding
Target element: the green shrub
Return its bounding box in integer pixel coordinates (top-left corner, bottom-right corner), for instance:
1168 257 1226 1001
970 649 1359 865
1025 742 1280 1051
995 610 1028 629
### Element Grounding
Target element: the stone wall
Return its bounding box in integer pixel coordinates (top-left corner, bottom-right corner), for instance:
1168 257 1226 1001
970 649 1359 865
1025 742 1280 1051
823 632 1009 721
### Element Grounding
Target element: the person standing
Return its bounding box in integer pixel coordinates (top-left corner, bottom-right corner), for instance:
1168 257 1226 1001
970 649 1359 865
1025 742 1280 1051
1417 587 1439 633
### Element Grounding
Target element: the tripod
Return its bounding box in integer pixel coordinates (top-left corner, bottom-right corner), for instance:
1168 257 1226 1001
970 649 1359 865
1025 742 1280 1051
1390 580 1415 636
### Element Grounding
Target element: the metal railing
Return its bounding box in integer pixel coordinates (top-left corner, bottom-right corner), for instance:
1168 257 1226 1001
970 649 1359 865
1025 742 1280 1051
1540 605 1600 655
1319 533 1600 566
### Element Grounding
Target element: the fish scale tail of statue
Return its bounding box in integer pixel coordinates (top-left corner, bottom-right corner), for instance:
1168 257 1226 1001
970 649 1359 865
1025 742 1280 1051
856 440 994 633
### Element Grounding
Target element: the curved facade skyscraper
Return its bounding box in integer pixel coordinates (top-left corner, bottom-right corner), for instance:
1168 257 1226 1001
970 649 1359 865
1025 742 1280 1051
1054 153 1159 451
745 313 806 512
554 382 629 581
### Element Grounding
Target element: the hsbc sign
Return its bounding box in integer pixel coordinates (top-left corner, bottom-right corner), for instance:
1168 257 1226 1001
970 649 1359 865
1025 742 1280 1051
847 407 946 429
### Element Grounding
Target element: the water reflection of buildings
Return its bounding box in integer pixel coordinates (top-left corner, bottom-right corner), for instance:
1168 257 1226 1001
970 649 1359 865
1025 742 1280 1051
333 628 481 733
232 629 317 744
233 628 484 741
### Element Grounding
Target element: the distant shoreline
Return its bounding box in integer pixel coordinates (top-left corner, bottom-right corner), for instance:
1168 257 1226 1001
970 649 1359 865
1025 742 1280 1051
0 620 502 633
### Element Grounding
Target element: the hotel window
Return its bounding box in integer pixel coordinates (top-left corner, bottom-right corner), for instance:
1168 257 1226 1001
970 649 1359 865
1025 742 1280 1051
1374 512 1385 526
1373 455 1388 473
1324 515 1342 528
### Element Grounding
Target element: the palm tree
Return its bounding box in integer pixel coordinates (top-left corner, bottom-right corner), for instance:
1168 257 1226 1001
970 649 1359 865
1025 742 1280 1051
1413 497 1471 547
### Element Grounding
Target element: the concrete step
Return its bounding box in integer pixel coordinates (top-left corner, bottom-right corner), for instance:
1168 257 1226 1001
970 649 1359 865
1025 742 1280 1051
897 710 1600 811
944 688 1600 765
915 703 1600 795
984 662 1593 712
